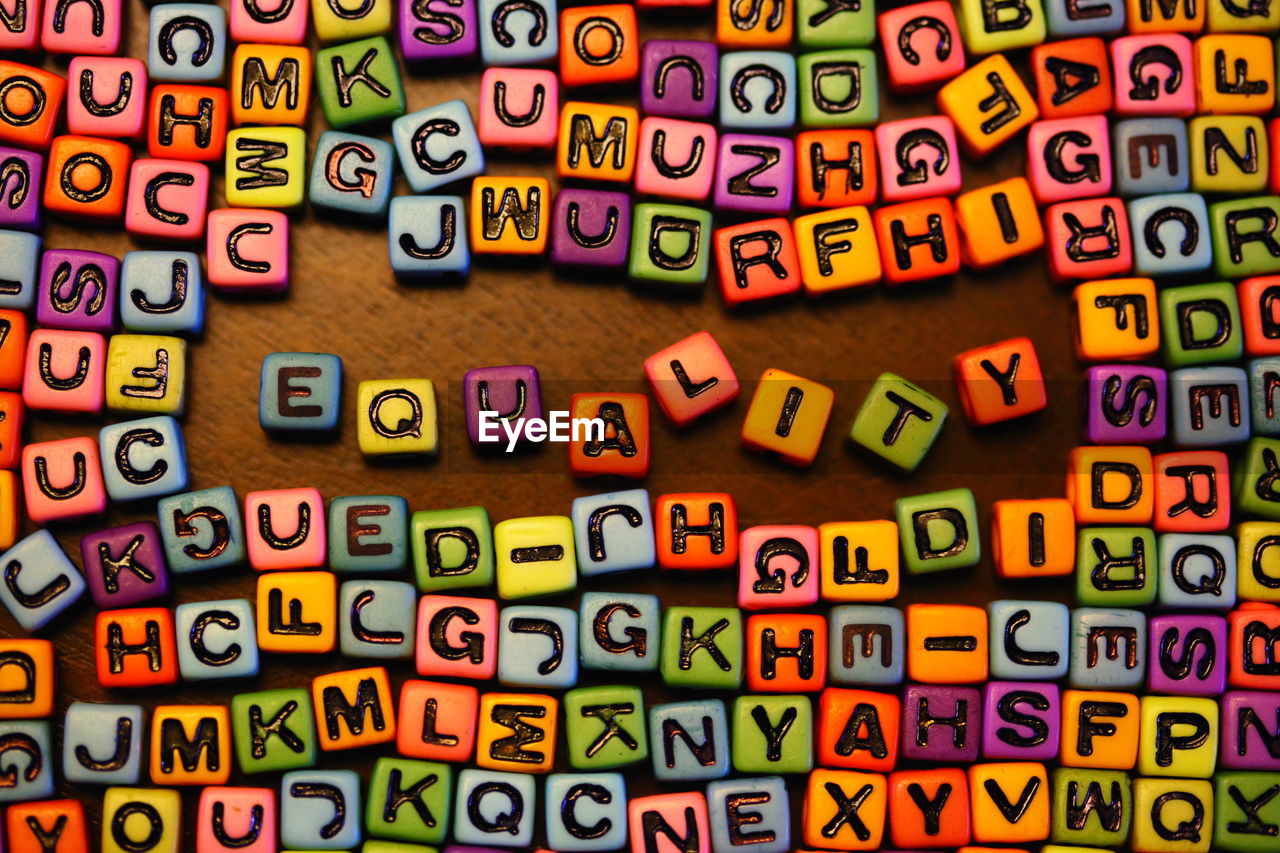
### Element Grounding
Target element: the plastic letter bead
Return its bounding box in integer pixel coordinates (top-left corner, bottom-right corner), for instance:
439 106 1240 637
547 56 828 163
338 579 416 659
1075 526 1157 607
0 0 40 50
875 116 962 203
35 248 117 333
969 761 1050 843
562 685 646 770
636 117 716 201
256 571 337 654
1211 196 1280 279
733 693 812 774
1137 695 1219 778
648 698 728 782
315 36 405 128
1028 115 1113 204
873 197 962 284
453 768 532 846
713 218 801 305
280 769 361 849
901 684 982 762
396 679 478 764
389 195 470 278
230 687 316 775
1155 451 1231 534
579 591 661 673
415 595 498 680
713 134 794 215
311 0 391 43
245 487 326 571
560 4 638 87
797 49 879 129
356 378 438 457
878 1 965 92
795 129 876 209
814 687 896 771
655 492 739 570
497 604 578 689
408 505 492 593
1220 690 1280 770
1065 444 1154 525
888 767 971 847
367 757 452 844
148 703 232 785
224 126 307 209
470 176 549 256
101 788 181 853
8 799 89 853
148 4 227 83
567 392 650 479
1147 613 1228 696
641 40 717 119
895 487 981 574
907 602 989 684
0 150 45 233
955 0 1046 54
259 352 342 433
477 67 557 151
745 612 825 692
494 515 576 599
1243 276 1280 356
1170 366 1250 447
475 691 558 773
205 208 289 292
1196 33 1274 115
105 334 187 415
937 54 1040 158
1073 277 1159 362
643 331 738 426
1230 605 1280 689
1060 690 1140 769
125 159 211 242
157 486 245 575
848 373 947 471
0 719 51 802
1129 193 1212 277
1238 522 1280 602
991 498 1075 579
196 787 276 853
741 368 833 466
43 134 131 222
628 202 711 289
1190 116 1269 195
22 329 106 414
0 529 83 630
828 605 905 685
67 57 147 139
549 189 630 271
1045 197 1134 282
661 606 743 690
792 205 881 292
230 43 311 127
311 666 395 751
63 702 143 785
392 101 484 194
1070 607 1147 689
0 638 54 719
819 521 900 601
1159 281 1240 367
478 0 558 66
100 415 188 504
988 599 1069 680
981 681 1060 760
119 252 205 335
22 436 107 523
147 84 229 162
311 131 395 218
570 489 654 577
954 337 1047 425
719 51 796 131
707 776 790 853
0 62 67 151
399 0 476 64
82 521 171 609
1031 37 1113 119
173 597 258 681
1114 118 1189 196
328 495 408 575
800 769 885 850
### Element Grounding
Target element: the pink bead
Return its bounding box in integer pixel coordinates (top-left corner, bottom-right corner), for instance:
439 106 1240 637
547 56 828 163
230 0 309 45
22 329 106 414
197 787 276 853
477 67 559 150
22 436 107 524
635 116 717 201
878 1 966 93
244 488 326 571
206 208 289 292
1044 197 1133 283
0 0 42 50
875 115 963 202
737 525 820 610
1026 114 1113 204
643 330 739 426
126 158 210 242
628 792 711 853
1110 34 1196 117
66 57 148 139
415 595 498 681
41 0 122 55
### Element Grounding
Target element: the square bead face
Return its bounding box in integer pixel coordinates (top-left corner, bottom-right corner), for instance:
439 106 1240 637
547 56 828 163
230 688 316 775
815 687 890 771
907 603 989 684
798 49 878 128
849 372 948 471
556 102 639 183
795 130 877 208
462 364 543 449
567 392 650 479
895 488 980 573
497 605 578 689
714 134 794 214
563 686 648 771
196 787 276 853
1214 770 1280 853
82 521 171 608
1075 526 1157 606
1170 366 1250 447
746 613 826 692
0 62 67 151
876 116 963 202
1027 114 1112 204
0 230 41 313
741 368 833 466
259 352 343 432
399 0 478 63
1137 695 1218 778
338 579 416 659
873 196 962 284
470 177 549 256
244 487 326 571
981 681 1060 760
95 607 179 688
205 208 289 292
231 0 310 44
644 331 738 426
818 521 900 601
311 0 392 43
0 0 39 49
1211 196 1280 279
0 150 44 232
1069 607 1147 689
1111 34 1195 116
1130 193 1213 278
1195 34 1275 116
477 0 559 65
392 100 485 194
148 4 228 82
23 436 108 523
257 571 337 654
310 131 395 218
828 605 905 686
224 126 307 210
125 159 210 242
636 117 717 201
1252 357 1280 436
1084 364 1167 444
737 525 819 610
954 336 1046 425
0 529 85 631
641 40 718 118
1191 116 1270 196
357 379 438 457
1031 37 1113 119
157 486 246 574
44 135 133 222
988 599 1070 681
453 768 533 847
937 55 1040 158
1147 613 1228 697
147 84 229 162
1113 118 1189 196
315 36 405 128
1221 691 1280 770
579 591 660 672
719 51 796 130
63 702 144 785
900 684 981 763
628 202 711 287
67 58 147 138
794 205 881 291
102 788 181 853
120 252 205 335
559 4 638 88
389 195 470 277
410 505 493 592
311 666 395 751
280 770 362 849
735 693 813 774
42 0 123 55
879 2 966 92
415 595 498 680
149 704 232 785
549 189 630 270
396 679 478 763
571 489 654 577
661 606 743 690
1154 451 1229 533
1157 533 1236 610
23 329 107 414
105 334 187 416
801 770 884 849
174 598 259 680
477 67 557 150
649 699 729 781
475 691 558 773
1046 0 1124 35
328 495 408 574
36 248 118 333
99 415 189 502
494 515 577 598
545 772 629 850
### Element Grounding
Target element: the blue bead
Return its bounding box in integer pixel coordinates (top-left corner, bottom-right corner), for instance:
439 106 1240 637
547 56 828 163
1252 357 1280 435
706 776 790 853
148 3 228 82
498 604 579 688
579 591 660 672
99 415 189 502
987 599 1070 681
62 702 144 785
259 352 343 432
388 195 471 278
328 495 409 573
310 131 396 219
477 0 558 66
0 529 86 631
1170 366 1251 447
571 488 655 577
174 598 259 680
156 485 246 574
453 768 537 847
827 604 904 686
119 251 206 335
0 230 41 311
544 772 628 851
720 51 796 131
1044 0 1125 36
0 721 53 802
1128 193 1213 277
281 769 363 849
1113 118 1189 197
339 579 417 659
1157 533 1237 610
392 100 486 194
649 698 730 782
1069 606 1147 689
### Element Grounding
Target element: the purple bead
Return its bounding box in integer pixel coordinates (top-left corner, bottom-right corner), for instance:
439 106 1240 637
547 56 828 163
463 364 543 447
36 249 119 333
0 146 44 231
1221 690 1280 770
714 134 795 215
1146 613 1227 696
398 0 479 64
1084 364 1167 444
981 681 1061 761
640 40 718 119
900 684 981 763
550 189 631 270
80 521 171 608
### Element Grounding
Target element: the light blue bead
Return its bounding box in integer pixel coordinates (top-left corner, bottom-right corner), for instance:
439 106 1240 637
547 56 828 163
1170 366 1250 447
0 721 53 802
99 415 189 502
339 580 417 659
62 702 144 785
148 3 227 82
1069 606 1147 689
1113 118 1189 197
453 768 536 847
156 485 245 574
1128 193 1212 277
174 598 258 680
1044 0 1125 36
1157 533 1237 610
0 230 40 311
1252 357 1280 435
281 769 363 849
388 195 471 278
571 488 655 577
827 604 904 686
720 51 796 131
478 0 558 66
649 698 729 782
579 591 660 672
987 599 1070 681
259 352 343 432
706 776 790 853
0 529 86 631
544 772 627 851
328 495 409 573
119 251 206 335
310 131 396 219
392 101 486 194
498 605 578 688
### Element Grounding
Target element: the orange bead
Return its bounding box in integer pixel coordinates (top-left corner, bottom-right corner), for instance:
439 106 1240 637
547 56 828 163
396 679 478 763
94 607 179 688
1030 37 1113 119
955 177 1045 268
567 392 650 479
817 687 900 772
991 498 1076 578
0 61 67 150
312 666 397 752
795 130 878 209
475 691 558 773
0 309 29 391
0 391 23 469
1060 689 1140 769
556 102 639 183
714 218 803 306
42 135 131 222
716 0 793 48
746 612 827 693
559 5 639 88
1152 450 1230 533
150 704 231 785
906 603 989 684
802 769 888 850
655 491 739 570
968 762 1050 843
937 54 1039 158
7 800 88 853
1065 444 1155 525
0 638 54 718
230 43 313 127
888 767 971 848
953 336 1047 425
873 197 961 285
148 85 229 162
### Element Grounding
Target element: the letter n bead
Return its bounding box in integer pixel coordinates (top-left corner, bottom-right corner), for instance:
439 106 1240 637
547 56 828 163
953 336 1047 425
205 208 289 292
641 40 718 119
148 3 228 83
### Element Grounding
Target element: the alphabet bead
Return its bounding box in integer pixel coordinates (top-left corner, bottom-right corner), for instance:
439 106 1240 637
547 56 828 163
230 687 316 774
981 681 1060 760
95 606 179 688
102 787 181 853
99 415 188 504
1229 605 1280 689
0 471 17 550
1112 33 1195 116
311 0 391 43
746 612 826 692
409 505 493 592
399 0 477 63
801 769 885 850
256 571 337 654
1027 115 1112 204
741 368 833 466
738 526 818 611
1190 116 1270 195
879 1 966 92
1076 526 1158 606
205 208 290 292
43 134 131 222
312 666 396 751
259 352 342 433
876 116 962 202
1220 690 1280 770
1170 365 1250 446
937 54 1040 158
636 117 716 201
230 0 308 43
148 4 227 83
557 102 638 183
326 495 407 575
494 515 576 599
396 679 478 764
627 202 711 288
63 702 144 784
1113 118 1190 196
644 331 738 427
174 598 258 681
798 49 878 128
895 487 981 574
1066 444 1154 525
714 218 802 305
579 591 660 673
849 372 948 471
120 252 206 336
873 196 962 284
716 0 791 47
989 599 1069 681
0 391 20 469
1031 37 1113 119
733 693 812 774
45 0 124 53
1130 192 1213 277
0 310 25 393
82 521 170 609
280 769 361 849
0 150 45 232
655 491 738 570
0 720 52 802
22 436 107 522
1069 607 1147 689
707 776 789 853
900 684 982 763
197 786 276 853
470 177 549 256
1195 33 1275 115
478 0 558 65
477 67 557 151
1073 277 1159 361
0 0 40 50
315 36 406 127
907 603 989 684
1236 437 1280 519
36 247 118 333
416 595 498 680
246 488 326 570
0 639 53 720
956 0 1046 53
105 334 187 415
549 189 629 270
563 684 647 770
818 521 899 601
1238 521 1280 601
969 761 1049 844
954 337 1047 425
1148 612 1228 696
1158 280 1241 367
714 133 793 214
475 691 558 773
339 580 416 660
992 498 1075 579
641 40 717 119
224 126 307 209
795 129 876 208
158 486 246 575
570 489 654 577
828 605 905 685
311 131 394 218
888 766 972 848
1211 195 1280 279
452 768 530 846
392 101 485 194
22 329 106 414
66 56 147 138
1211 770 1279 852
566 392 650 479
125 158 211 241
148 84 229 161
0 231 41 312
559 4 638 88
1061 689 1139 769
816 687 897 772
719 51 795 130
661 606 743 690
498 605 578 689
7 800 85 853
0 61 66 150
649 698 729 782
1138 695 1218 778
389 195 470 277
793 204 881 292
0 529 85 630
1242 276 1280 356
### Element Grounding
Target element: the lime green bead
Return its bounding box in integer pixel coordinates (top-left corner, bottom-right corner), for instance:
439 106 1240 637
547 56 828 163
225 127 308 209
316 37 405 128
1158 281 1243 367
1235 437 1280 520
849 372 948 472
628 203 713 289
364 758 452 844
731 694 813 775
1213 771 1280 852
410 506 494 593
563 684 648 770
1075 526 1157 607
230 688 317 775
956 0 1046 54
661 606 743 690
797 50 879 128
361 844 439 853
1211 196 1280 279
895 488 980 574
796 0 876 48
1050 768 1132 846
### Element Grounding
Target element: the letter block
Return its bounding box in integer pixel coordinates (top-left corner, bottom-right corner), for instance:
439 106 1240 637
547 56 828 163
174 598 258 682
873 196 962 284
149 704 231 786
230 687 316 775
828 605 905 686
8 799 89 853
1191 116 1270 195
798 49 878 128
1070 607 1147 689
125 158 210 242
1211 196 1280 279
937 54 1040 157
0 639 53 719
550 189 630 271
101 788 181 853
409 505 493 592
1061 689 1140 769
259 352 342 433
245 487 326 570
280 769 361 849
470 176 549 256
0 529 86 631
1028 115 1113 204
312 131 395 218
1130 193 1213 278
1073 277 1159 362
649 698 729 783
0 150 45 233
22 436 107 523
1242 276 1280 356
478 0 558 66
887 766 972 848
706 775 790 853
714 218 802 306
67 57 147 139
1156 450 1231 532
1031 36 1113 118
989 599 1069 681
1138 695 1219 778
1148 612 1228 698
1046 197 1134 282
339 579 416 660
656 492 739 570
1114 117 1190 196
557 102 639 183
715 134 794 214
1212 770 1280 853
644 331 738 427
954 337 1046 425
329 495 408 574
719 50 796 130
849 373 947 472
817 687 899 772
733 693 813 775
628 202 711 288
741 368 833 466
567 392 650 479
570 489 654 578
36 248 117 333
256 571 337 654
43 134 131 222
901 684 982 763
0 0 41 51
746 613 826 692
641 39 718 119
22 329 105 414
637 117 716 201
119 251 205 336
312 666 396 752
907 603 989 684
311 0 392 43
560 4 638 88
197 787 276 853
416 595 498 680
895 488 981 574
230 43 311 127
105 336 188 417
315 36 406 128
399 0 477 64
0 61 67 150
477 66 557 151
224 126 307 209
662 606 743 690
452 767 533 846
498 604 578 689
879 1 967 92
476 691 558 774
389 195 470 278
1075 526 1158 607
579 590 661 673
1086 366 1163 445
795 129 876 208
1238 522 1280 602
738 525 818 610
981 681 1060 760
793 205 881 292
969 762 1050 844
396 679 478 764
1158 535 1236 609
1228 605 1280 690
801 769 885 850
366 758 453 845
205 208 289 292
1066 444 1154 525
392 101 484 194
563 684 647 770
1170 366 1251 447
81 521 170 609
157 486 245 575
1220 690 1280 771
956 176 1046 268
148 4 227 82
1112 33 1195 116
877 116 963 202
1195 34 1275 116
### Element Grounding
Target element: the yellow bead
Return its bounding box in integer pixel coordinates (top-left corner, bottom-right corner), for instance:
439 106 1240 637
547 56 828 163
741 368 834 467
1060 690 1140 769
0 638 54 718
312 666 397 752
955 0 1046 55
256 571 338 654
149 705 231 786
1137 695 1218 778
356 379 438 457
556 103 640 184
102 787 182 853
802 769 887 849
1130 777 1214 853
1126 0 1205 33
818 520 900 602
1073 278 1160 362
470 176 550 256
105 334 187 415
0 469 18 550
793 206 881 294
937 54 1039 158
475 691 558 774
494 515 577 599
310 0 393 43
1195 35 1275 115
1208 0 1280 31
225 127 308 209
1188 115 1270 195
968 761 1050 843
230 44 313 127
1236 521 1280 602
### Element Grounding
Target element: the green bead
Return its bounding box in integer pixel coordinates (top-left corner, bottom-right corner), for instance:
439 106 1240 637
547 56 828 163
797 0 875 48
230 688 317 775
1213 771 1280 852
797 50 879 128
661 606 743 690
1158 281 1243 367
1235 437 1280 519
316 37 406 128
894 487 980 574
410 506 494 592
362 844 439 853
1050 768 1132 846
731 694 813 775
628 203 713 289
1075 526 1157 607
364 758 452 844
1211 196 1280 279
562 684 648 769
849 372 948 471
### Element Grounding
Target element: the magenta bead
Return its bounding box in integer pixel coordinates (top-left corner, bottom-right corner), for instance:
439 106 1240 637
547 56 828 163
981 681 1061 761
900 684 981 763
1084 364 1167 444
1146 613 1227 696
640 40 718 120
36 248 119 333
399 0 479 64
550 189 631 270
81 521 171 608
